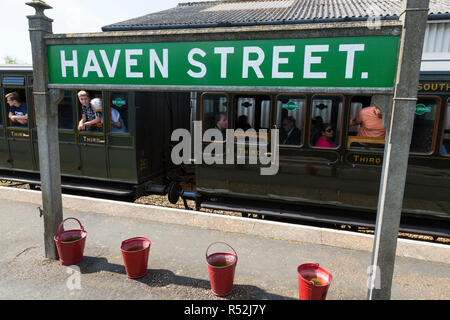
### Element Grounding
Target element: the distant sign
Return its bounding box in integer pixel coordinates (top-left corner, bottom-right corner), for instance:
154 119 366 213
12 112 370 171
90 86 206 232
47 36 400 89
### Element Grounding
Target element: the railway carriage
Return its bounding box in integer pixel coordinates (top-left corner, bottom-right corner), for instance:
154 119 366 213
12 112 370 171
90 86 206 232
0 64 191 196
5 0 450 237
165 73 450 237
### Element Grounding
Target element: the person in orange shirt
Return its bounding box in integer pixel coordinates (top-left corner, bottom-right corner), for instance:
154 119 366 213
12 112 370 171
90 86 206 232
350 105 385 138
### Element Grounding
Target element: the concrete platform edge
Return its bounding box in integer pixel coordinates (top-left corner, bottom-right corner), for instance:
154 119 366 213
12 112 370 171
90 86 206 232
1 186 448 264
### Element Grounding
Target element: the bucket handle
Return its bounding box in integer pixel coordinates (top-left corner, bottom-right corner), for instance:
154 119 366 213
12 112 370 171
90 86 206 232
206 242 237 260
56 217 85 242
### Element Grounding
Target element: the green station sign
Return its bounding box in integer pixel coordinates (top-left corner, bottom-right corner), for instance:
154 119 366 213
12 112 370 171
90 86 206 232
47 36 400 89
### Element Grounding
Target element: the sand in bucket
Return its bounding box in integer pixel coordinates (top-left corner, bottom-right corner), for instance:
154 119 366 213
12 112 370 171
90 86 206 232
297 263 333 300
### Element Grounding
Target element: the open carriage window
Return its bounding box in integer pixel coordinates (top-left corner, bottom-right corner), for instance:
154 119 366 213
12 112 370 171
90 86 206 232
5 88 28 128
109 92 129 134
76 90 103 133
410 97 439 154
202 93 228 141
441 99 450 156
58 90 74 130
276 95 305 147
310 95 343 149
347 96 385 149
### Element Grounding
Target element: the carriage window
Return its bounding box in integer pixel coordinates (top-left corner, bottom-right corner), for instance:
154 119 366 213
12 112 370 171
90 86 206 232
77 90 103 133
235 95 271 144
410 97 439 154
109 92 129 134
276 95 305 147
442 99 450 156
5 89 28 128
347 96 385 149
58 90 73 130
310 95 343 148
0 94 3 126
202 94 227 140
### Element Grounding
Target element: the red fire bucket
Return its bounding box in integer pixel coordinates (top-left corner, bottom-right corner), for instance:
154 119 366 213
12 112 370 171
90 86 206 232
297 263 333 300
53 217 87 266
206 242 238 297
121 237 151 279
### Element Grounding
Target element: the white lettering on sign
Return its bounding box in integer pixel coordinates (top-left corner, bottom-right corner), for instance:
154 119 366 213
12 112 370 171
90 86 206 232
243 46 265 79
125 49 143 78
100 49 121 78
83 50 103 78
303 45 329 79
339 44 365 79
272 46 295 79
149 49 169 78
61 50 78 78
55 43 372 83
187 48 207 78
214 47 235 78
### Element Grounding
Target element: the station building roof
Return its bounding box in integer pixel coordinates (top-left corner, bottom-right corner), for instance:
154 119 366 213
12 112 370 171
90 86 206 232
102 0 450 31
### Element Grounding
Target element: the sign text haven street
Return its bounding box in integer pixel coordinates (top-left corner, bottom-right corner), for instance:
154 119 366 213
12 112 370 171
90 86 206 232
47 36 399 88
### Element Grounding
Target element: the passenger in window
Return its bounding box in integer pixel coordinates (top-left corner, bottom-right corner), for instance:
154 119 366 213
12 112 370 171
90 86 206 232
281 116 301 145
77 90 101 132
237 115 251 131
91 98 126 133
214 112 227 140
315 123 335 148
349 105 385 138
442 145 448 155
6 92 27 127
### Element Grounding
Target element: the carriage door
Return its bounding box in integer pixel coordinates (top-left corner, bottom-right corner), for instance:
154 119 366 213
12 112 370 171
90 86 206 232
342 95 383 208
0 74 7 168
77 91 107 179
55 91 79 176
105 91 134 182
197 93 229 192
3 76 34 170
230 94 272 197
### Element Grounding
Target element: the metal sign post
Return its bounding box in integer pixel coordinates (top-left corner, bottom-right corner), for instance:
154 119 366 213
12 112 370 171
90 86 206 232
367 0 429 300
27 0 63 260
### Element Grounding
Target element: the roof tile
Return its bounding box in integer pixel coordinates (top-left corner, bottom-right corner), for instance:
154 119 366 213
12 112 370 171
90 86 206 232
102 0 450 31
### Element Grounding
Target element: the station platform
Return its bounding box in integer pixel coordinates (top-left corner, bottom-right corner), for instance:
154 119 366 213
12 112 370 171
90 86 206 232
0 186 448 301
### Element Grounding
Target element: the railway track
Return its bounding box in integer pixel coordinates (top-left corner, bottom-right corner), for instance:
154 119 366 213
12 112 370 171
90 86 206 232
2 180 449 245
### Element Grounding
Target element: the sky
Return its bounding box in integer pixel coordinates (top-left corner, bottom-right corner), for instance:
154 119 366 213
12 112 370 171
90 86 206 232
0 0 206 64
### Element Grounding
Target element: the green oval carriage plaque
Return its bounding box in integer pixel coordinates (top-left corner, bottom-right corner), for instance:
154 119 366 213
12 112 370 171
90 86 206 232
112 98 126 107
415 104 431 115
282 101 300 111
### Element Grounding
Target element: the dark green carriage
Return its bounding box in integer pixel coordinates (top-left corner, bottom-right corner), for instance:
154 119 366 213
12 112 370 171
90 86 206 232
191 85 450 228
0 65 190 196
